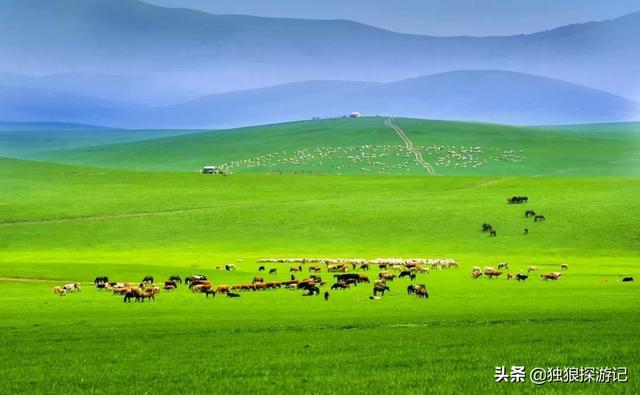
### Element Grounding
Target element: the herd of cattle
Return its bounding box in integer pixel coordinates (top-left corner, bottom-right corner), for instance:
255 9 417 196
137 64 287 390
471 262 568 281
51 257 459 301
52 257 635 300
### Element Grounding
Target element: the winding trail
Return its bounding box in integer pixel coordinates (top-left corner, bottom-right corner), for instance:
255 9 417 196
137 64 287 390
385 118 436 175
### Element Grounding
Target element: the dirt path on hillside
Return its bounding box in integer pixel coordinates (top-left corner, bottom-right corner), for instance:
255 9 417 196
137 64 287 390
385 118 436 175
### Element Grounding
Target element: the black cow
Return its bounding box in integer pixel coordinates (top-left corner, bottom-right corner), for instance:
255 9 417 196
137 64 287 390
334 273 360 282
94 276 109 285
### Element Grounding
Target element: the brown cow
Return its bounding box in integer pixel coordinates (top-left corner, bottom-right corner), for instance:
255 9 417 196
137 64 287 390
252 276 264 284
541 273 561 280
216 285 230 294
484 270 503 279
309 265 322 272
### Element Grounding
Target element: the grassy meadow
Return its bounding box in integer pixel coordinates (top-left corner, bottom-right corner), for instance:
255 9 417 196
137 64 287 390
1 117 639 393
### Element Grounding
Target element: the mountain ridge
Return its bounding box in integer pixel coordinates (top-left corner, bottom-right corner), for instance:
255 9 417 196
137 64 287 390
1 70 637 128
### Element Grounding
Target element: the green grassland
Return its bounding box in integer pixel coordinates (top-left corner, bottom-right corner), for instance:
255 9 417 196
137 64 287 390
31 117 640 176
1 117 639 393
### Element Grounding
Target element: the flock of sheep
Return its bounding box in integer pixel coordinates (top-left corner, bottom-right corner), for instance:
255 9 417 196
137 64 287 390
214 144 526 174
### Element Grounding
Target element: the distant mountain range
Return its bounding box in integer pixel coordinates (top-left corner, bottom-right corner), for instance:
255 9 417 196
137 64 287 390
1 71 637 128
0 0 638 126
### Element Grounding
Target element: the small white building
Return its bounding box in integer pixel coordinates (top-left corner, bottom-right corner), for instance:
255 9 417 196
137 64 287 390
202 165 222 174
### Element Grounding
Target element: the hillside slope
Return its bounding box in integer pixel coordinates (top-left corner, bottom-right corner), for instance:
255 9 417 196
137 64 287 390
39 117 640 176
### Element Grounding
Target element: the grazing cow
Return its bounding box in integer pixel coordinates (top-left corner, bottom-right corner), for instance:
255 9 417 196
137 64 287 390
216 285 230 294
137 288 156 302
268 268 277 275
482 223 493 232
398 271 412 279
252 276 264 284
541 273 561 281
378 264 388 270
225 264 236 271
416 287 428 298
373 284 390 296
472 270 482 279
168 275 182 284
95 282 109 291
508 196 528 204
63 283 81 293
123 289 138 303
309 265 322 272
534 215 546 222
258 266 265 272
53 286 66 296
489 230 497 237
359 263 369 271
164 280 178 289
527 266 539 273
202 289 216 298
516 273 528 282
94 276 109 285
621 277 634 282
185 275 207 286
525 210 536 218
331 282 350 290
358 275 370 283
290 266 300 272
163 283 177 291
187 279 209 289
378 272 396 281
507 273 513 280
142 275 154 284
524 228 529 235
484 270 503 279
192 283 213 293
560 264 569 270
302 286 320 296
334 273 359 283
472 266 481 272
498 262 509 270
407 284 427 297
227 292 240 298
324 291 330 301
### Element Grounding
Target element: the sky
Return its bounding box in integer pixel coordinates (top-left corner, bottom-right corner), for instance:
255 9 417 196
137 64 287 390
143 0 640 36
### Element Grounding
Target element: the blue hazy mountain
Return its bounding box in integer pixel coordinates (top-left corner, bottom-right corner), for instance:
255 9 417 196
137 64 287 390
2 71 637 128
0 0 638 103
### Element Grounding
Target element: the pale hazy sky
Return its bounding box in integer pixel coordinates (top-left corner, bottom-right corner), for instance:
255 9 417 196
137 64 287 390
143 0 640 36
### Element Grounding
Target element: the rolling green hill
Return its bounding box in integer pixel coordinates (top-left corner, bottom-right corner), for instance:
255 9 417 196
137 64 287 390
0 124 200 158
39 117 640 176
